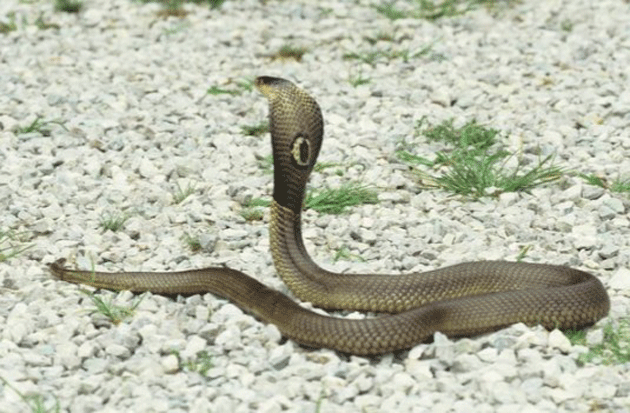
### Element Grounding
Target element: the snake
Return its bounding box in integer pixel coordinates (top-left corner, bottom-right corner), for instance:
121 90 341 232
49 76 610 355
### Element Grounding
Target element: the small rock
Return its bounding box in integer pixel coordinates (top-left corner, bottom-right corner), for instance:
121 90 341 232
548 330 572 353
353 373 374 392
82 8 103 28
258 398 282 413
182 335 207 359
378 191 409 203
609 267 630 290
405 359 433 380
430 87 452 107
263 324 282 345
407 344 427 360
586 328 604 347
212 304 244 323
269 343 293 370
23 352 51 367
215 326 241 351
571 224 598 249
515 329 548 349
477 347 498 363
432 332 454 365
357 228 377 244
198 324 221 343
198 232 217 251
138 157 159 179
598 205 617 220
598 243 619 259
77 342 98 359
83 358 108 374
452 354 482 373
195 305 210 322
548 388 572 404
354 394 381 410
105 344 131 359
558 184 582 202
55 342 80 369
582 185 605 200
521 377 544 403
603 197 625 214
161 354 180 374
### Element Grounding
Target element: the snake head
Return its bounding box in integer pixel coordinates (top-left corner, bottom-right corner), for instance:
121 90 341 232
255 76 291 100
256 76 324 212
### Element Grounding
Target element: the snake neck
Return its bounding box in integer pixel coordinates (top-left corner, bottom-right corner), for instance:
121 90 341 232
270 201 336 302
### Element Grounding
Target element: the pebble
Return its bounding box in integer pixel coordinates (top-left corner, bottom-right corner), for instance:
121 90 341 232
0 0 628 412
609 267 630 291
182 335 207 359
548 329 572 354
582 185 605 200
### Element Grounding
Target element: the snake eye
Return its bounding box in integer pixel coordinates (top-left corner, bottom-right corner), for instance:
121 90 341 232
291 136 311 167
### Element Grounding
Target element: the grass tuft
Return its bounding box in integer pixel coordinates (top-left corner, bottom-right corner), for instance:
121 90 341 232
374 0 513 21
243 198 271 208
611 178 630 193
257 154 274 174
421 117 497 150
173 182 196 204
241 121 269 137
348 70 371 87
207 86 239 96
374 2 408 20
54 0 83 13
560 19 574 32
0 12 17 34
305 183 378 214
332 245 367 262
515 245 531 262
313 161 342 173
171 350 214 376
567 319 630 365
99 212 129 232
208 79 254 96
156 0 190 17
240 208 264 221
0 376 60 413
35 14 61 30
240 198 270 221
364 31 395 45
273 45 308 61
0 231 31 262
207 0 225 9
143 0 226 17
579 173 630 194
343 39 435 67
82 290 145 325
14 116 67 136
182 233 202 252
398 118 564 197
343 46 433 66
579 173 607 188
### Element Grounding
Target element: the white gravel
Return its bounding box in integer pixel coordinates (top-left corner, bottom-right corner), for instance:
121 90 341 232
1 0 630 412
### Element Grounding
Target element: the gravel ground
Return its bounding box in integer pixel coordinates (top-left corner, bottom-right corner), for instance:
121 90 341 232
1 0 629 412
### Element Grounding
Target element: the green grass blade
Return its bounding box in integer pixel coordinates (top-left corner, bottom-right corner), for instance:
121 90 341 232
305 184 378 214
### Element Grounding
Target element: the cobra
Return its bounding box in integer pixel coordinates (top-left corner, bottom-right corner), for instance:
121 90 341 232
49 76 610 355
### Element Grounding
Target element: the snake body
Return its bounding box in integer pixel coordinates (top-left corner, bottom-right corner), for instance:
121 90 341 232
49 76 610 355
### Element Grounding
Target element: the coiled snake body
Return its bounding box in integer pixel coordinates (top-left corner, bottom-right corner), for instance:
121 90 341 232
50 76 610 355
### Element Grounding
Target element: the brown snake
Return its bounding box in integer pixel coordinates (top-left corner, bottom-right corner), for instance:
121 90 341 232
49 76 610 355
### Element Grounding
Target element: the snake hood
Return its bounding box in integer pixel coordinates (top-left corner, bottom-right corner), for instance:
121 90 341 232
256 76 324 213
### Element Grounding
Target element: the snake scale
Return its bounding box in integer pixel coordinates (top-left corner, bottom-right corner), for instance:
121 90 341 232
49 76 610 355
